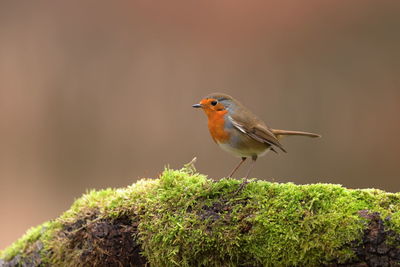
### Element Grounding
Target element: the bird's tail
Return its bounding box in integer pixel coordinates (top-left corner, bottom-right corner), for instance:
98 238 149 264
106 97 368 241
272 129 321 138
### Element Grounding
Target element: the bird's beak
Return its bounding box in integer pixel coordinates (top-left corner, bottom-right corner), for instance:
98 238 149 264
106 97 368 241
192 103 202 108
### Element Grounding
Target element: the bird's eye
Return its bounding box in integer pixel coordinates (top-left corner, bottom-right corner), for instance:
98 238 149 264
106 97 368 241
211 100 218 106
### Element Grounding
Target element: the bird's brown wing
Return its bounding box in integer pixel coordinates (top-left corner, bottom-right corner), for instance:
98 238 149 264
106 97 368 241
228 113 287 153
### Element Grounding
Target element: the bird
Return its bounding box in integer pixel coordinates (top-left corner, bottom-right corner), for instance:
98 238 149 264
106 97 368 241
192 93 320 179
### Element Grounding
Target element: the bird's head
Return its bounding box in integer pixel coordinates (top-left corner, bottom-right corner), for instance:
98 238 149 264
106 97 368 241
192 93 236 117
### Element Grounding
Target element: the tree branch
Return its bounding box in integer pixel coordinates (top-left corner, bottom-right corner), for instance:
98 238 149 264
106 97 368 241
1 166 400 266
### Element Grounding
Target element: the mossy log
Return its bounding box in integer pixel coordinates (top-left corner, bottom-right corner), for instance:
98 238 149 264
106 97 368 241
1 164 400 266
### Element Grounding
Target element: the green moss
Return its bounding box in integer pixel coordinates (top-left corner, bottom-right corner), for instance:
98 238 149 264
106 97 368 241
391 212 400 232
133 171 400 266
0 220 61 262
1 165 400 266
0 224 42 261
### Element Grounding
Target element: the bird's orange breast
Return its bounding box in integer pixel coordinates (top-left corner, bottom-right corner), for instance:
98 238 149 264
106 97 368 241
206 110 230 143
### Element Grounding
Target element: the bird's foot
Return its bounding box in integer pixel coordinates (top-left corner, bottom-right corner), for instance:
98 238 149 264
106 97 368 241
233 178 249 195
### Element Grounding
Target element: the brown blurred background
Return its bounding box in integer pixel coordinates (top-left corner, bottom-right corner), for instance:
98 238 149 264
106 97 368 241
1 1 399 249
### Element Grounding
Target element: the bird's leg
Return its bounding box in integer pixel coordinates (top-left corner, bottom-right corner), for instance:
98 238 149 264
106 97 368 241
228 157 247 178
234 155 257 195
245 155 257 179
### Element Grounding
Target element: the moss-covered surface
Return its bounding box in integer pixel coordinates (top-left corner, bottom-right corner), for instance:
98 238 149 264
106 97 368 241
1 164 400 266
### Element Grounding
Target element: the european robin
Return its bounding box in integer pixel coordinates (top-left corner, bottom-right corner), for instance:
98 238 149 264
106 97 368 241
193 93 320 178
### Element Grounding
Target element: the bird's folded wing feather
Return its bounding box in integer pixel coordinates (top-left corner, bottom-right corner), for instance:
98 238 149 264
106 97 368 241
228 114 287 153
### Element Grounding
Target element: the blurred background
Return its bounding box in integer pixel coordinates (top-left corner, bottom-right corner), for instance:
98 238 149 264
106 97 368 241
1 0 399 249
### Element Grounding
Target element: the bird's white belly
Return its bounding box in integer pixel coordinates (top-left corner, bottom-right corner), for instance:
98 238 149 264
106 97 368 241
218 142 270 158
